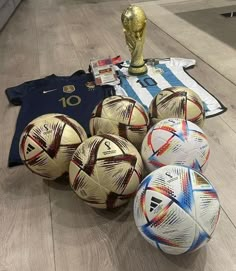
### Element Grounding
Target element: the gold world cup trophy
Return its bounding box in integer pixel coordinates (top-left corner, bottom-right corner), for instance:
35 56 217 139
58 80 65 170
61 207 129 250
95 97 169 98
121 5 147 76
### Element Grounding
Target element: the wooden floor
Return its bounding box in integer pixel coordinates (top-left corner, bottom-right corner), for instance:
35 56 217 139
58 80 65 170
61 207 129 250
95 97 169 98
0 0 236 270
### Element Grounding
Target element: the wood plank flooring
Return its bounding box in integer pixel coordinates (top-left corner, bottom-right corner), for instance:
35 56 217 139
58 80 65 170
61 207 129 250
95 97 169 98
0 0 236 270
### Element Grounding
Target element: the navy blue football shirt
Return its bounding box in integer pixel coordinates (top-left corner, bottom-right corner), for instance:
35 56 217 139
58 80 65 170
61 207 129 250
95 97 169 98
5 70 115 167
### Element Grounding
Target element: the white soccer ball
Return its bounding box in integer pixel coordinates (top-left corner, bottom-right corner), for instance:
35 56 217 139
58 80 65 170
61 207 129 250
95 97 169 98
141 118 210 173
69 134 143 209
89 95 150 149
134 165 220 255
19 113 87 180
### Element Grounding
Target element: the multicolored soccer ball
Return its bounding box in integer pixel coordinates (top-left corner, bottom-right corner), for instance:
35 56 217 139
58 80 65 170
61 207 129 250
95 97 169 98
69 134 143 209
134 165 220 255
19 113 87 180
141 118 210 173
89 96 150 149
149 86 205 127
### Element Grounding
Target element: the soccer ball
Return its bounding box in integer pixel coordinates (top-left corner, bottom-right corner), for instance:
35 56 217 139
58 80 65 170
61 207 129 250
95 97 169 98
149 86 205 127
19 113 87 180
89 95 150 149
69 134 143 209
141 118 210 173
134 165 220 255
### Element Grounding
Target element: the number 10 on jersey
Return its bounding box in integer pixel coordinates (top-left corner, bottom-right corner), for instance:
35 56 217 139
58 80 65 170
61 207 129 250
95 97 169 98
59 95 81 108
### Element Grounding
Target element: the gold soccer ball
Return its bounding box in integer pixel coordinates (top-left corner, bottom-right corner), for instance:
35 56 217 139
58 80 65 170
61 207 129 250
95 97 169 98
69 134 144 209
149 86 205 127
19 113 87 180
89 96 150 150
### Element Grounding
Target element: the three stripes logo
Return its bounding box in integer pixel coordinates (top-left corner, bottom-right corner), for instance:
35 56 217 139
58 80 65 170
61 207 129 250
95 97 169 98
150 196 162 212
26 143 35 154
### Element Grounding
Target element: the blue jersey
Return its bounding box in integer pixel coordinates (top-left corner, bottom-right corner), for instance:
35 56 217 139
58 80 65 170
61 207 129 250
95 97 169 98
5 71 115 167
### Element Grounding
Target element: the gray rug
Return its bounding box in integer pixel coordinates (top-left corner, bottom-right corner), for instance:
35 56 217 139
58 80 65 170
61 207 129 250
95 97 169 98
176 5 236 50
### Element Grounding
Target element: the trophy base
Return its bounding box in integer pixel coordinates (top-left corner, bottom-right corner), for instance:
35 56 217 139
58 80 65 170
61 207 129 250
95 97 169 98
128 63 147 76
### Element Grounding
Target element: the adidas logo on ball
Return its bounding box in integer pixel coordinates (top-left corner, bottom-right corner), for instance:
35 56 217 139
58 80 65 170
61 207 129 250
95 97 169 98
26 143 35 154
150 196 162 212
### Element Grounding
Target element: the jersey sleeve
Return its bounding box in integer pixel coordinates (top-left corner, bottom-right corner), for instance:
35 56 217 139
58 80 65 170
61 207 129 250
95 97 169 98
168 58 196 69
5 82 31 106
5 76 53 106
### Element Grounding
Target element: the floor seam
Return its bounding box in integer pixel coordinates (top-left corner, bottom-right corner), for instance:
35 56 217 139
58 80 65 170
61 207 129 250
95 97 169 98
221 206 236 230
48 180 57 271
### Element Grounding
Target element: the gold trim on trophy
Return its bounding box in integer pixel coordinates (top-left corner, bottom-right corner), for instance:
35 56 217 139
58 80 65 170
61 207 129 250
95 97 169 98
121 5 147 76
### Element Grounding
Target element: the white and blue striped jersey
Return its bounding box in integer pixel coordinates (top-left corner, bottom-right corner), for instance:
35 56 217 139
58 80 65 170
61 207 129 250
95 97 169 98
114 58 226 118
